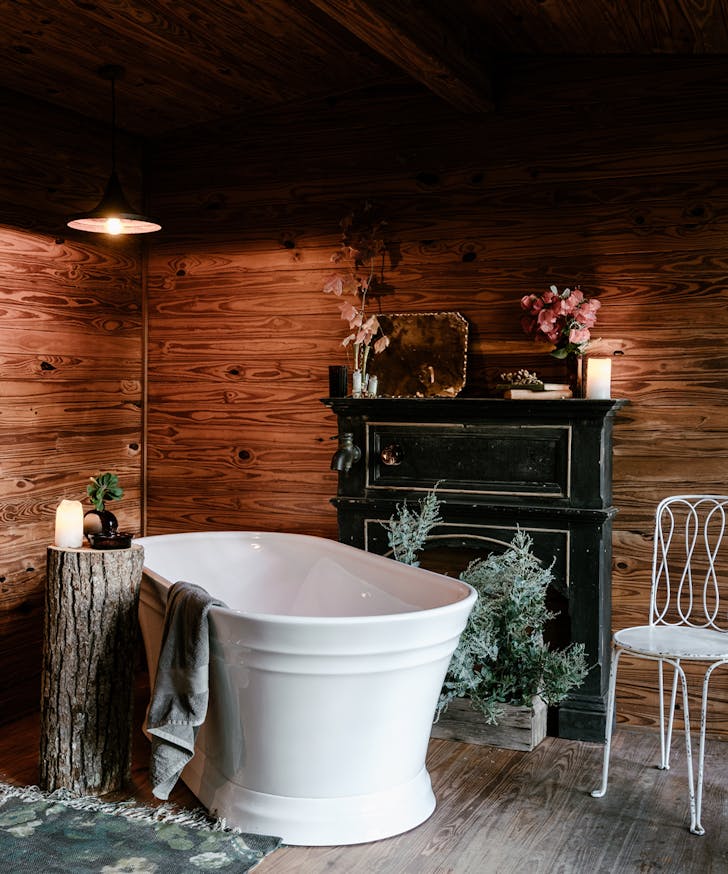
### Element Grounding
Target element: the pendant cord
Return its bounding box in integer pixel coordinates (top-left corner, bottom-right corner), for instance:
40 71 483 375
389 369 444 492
110 74 117 173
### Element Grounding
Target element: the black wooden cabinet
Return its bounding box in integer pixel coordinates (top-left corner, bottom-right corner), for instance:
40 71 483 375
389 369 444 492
322 397 627 742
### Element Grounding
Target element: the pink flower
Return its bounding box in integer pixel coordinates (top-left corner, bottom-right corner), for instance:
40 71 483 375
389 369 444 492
569 326 591 345
338 300 361 327
521 294 542 314
355 314 380 346
323 274 345 296
558 297 576 317
520 285 601 357
537 308 558 332
578 300 601 327
567 288 584 306
373 335 390 354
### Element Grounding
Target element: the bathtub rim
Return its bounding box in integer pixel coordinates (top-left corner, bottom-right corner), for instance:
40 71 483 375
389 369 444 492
137 530 476 626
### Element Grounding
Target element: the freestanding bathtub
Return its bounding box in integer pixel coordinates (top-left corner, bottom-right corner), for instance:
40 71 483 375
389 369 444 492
136 531 476 846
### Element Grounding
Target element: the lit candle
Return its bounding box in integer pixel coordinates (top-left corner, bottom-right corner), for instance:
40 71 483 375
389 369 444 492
585 357 612 400
54 499 84 548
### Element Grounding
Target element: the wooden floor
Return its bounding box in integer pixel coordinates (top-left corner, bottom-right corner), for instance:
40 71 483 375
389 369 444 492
2 700 727 874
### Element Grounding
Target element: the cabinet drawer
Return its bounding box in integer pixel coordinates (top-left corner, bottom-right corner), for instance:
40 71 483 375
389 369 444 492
367 422 571 499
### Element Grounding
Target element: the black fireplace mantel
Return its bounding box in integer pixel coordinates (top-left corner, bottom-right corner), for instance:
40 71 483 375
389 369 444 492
322 396 628 742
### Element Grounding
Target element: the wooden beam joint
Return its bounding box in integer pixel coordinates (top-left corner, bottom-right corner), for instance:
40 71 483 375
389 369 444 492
308 0 494 113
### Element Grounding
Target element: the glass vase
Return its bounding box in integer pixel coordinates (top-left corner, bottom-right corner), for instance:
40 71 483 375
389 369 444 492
351 370 363 397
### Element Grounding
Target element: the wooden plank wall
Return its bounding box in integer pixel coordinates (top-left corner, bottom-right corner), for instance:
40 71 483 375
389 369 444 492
146 55 728 735
0 90 144 723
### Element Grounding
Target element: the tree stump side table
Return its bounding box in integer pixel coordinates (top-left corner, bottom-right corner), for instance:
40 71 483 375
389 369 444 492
40 544 144 794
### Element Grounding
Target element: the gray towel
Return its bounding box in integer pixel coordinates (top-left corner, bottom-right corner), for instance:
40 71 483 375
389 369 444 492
147 580 227 800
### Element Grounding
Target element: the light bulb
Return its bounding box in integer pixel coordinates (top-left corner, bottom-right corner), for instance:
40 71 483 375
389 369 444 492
105 217 123 235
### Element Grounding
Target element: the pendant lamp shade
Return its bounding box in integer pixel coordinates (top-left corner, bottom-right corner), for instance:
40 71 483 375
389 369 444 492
67 65 160 235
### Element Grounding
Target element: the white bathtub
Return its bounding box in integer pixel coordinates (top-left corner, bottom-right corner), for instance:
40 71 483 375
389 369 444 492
136 531 476 846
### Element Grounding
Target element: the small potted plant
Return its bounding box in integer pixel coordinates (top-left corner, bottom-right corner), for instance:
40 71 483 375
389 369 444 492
383 490 588 750
84 472 131 548
433 528 588 749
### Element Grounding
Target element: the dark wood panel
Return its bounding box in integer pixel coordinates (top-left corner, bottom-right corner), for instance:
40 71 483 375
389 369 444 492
0 601 44 723
144 491 338 539
146 458 334 492
142 272 728 329
0 353 142 381
153 57 728 187
0 92 144 725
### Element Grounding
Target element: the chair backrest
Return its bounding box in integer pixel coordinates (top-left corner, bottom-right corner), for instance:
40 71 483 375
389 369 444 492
650 495 728 631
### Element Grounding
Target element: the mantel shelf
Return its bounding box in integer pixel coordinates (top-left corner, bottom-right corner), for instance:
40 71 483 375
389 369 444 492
322 397 629 423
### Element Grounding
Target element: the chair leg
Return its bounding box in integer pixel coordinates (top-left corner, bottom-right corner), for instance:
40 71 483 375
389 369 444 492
658 660 667 769
591 646 621 798
692 664 721 837
659 659 680 770
675 663 703 836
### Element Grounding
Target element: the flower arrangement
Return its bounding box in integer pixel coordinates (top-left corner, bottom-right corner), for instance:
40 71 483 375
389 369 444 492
323 202 390 384
520 285 600 359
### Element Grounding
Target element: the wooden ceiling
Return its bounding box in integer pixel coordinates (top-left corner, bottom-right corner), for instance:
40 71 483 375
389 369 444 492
1 0 727 137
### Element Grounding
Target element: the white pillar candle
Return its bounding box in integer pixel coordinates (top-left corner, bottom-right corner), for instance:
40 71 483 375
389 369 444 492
367 375 378 397
351 370 362 396
585 357 612 400
54 499 84 548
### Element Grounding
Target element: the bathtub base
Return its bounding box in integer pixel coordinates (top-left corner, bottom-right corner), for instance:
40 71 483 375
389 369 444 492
182 756 436 846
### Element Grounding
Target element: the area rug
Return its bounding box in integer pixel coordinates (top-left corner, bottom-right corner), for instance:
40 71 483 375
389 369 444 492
0 781 281 873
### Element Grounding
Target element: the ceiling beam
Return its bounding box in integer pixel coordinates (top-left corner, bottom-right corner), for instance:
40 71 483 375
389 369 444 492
307 0 494 113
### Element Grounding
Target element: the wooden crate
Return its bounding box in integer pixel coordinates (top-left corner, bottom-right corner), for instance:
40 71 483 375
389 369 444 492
431 696 547 751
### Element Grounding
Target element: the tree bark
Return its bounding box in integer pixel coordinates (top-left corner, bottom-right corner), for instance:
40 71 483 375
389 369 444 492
40 544 144 794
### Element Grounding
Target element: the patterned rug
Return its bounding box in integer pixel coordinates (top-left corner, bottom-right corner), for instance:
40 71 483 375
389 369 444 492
0 781 281 873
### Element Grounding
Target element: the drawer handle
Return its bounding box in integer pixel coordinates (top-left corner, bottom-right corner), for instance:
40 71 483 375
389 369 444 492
380 443 403 466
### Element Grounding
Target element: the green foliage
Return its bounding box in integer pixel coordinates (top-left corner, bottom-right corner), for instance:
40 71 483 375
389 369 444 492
381 486 442 566
383 487 589 727
438 528 588 724
86 472 123 512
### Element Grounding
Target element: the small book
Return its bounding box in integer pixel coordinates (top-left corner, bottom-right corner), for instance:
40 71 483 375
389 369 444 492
504 388 573 399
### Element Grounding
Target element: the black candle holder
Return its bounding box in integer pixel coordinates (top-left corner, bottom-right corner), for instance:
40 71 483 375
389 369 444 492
328 365 348 397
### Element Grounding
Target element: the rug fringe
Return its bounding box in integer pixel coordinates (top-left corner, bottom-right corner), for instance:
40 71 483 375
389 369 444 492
0 780 239 834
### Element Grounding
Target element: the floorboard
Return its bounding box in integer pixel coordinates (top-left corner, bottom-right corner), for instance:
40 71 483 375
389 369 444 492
1 683 727 873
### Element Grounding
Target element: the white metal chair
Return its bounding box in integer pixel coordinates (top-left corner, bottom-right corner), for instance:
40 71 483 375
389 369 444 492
592 495 728 835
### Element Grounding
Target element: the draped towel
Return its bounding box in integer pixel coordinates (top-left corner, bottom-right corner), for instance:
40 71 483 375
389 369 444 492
146 581 227 800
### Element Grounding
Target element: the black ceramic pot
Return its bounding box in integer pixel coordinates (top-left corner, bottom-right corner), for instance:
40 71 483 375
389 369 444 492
83 508 119 539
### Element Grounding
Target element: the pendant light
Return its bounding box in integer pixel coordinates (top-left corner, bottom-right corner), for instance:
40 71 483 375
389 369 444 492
67 65 161 235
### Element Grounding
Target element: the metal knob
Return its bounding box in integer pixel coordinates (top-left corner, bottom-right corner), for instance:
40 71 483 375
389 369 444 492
380 443 403 466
